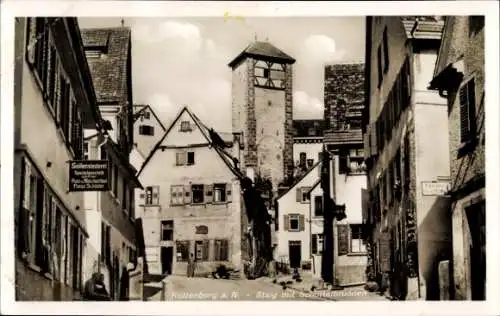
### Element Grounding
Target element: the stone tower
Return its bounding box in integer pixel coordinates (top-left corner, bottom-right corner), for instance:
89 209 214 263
228 41 295 192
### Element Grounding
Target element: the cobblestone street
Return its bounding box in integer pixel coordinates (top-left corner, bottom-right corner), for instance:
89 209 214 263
146 276 387 301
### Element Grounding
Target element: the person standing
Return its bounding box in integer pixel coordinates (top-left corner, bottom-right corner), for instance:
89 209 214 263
83 272 111 301
187 253 196 277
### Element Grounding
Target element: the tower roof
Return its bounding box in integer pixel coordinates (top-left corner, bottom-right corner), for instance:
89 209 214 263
228 41 296 68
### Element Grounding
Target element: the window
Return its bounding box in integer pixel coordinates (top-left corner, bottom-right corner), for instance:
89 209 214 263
192 184 205 204
296 187 311 203
290 215 299 231
161 220 173 241
299 152 306 167
143 111 151 120
284 214 304 232
187 152 195 165
214 239 229 261
383 27 389 73
176 151 195 166
459 78 477 144
311 234 324 255
350 224 367 253
339 153 349 174
145 186 159 205
180 121 192 132
170 185 185 206
195 240 209 261
254 61 286 89
314 196 323 217
176 240 190 262
139 125 154 136
307 159 314 168
213 183 226 203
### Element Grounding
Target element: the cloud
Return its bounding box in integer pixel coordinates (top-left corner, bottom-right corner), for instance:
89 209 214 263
302 34 347 63
293 90 324 119
146 93 179 124
132 20 202 52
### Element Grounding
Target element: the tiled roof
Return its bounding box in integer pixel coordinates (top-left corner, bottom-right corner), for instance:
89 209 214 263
228 41 295 68
81 27 131 103
293 120 325 138
323 129 363 145
401 16 445 40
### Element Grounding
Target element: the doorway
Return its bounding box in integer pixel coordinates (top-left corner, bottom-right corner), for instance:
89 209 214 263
161 247 173 275
288 240 302 269
466 201 486 300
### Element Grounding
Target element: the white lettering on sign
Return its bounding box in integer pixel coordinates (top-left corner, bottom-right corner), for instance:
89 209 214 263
422 181 451 196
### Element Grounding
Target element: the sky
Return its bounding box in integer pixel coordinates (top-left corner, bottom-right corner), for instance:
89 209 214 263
78 17 365 132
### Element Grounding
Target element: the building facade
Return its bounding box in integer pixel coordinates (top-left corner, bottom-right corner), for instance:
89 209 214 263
136 107 245 277
363 16 450 300
323 63 368 287
132 104 167 160
429 16 485 300
81 26 143 300
275 162 321 272
229 41 296 193
14 17 102 300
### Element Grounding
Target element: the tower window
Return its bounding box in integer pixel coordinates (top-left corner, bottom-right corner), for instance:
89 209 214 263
254 61 285 90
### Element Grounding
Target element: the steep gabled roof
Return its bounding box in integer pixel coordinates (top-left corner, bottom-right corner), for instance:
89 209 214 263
277 160 322 201
81 27 131 104
228 41 296 68
133 104 167 132
137 106 243 179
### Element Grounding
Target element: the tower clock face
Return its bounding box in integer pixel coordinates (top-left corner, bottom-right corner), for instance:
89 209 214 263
254 60 286 89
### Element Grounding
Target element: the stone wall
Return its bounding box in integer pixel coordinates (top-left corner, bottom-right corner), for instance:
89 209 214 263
324 63 365 131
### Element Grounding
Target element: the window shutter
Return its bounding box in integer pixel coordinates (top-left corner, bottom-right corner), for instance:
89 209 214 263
183 185 192 204
47 45 57 107
299 215 305 231
370 123 378 155
284 215 290 231
26 19 38 64
226 183 232 202
296 188 301 202
170 186 176 205
312 234 318 255
205 184 213 203
364 125 371 159
152 186 159 205
222 240 229 261
22 158 32 210
181 152 187 165
337 224 349 255
203 240 209 261
459 84 470 142
138 191 145 205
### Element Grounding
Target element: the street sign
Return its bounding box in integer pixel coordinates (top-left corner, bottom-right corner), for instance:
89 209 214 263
195 225 208 234
421 181 451 196
69 160 109 192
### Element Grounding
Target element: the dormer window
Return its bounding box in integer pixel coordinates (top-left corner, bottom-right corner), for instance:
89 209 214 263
139 125 154 136
180 121 192 132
